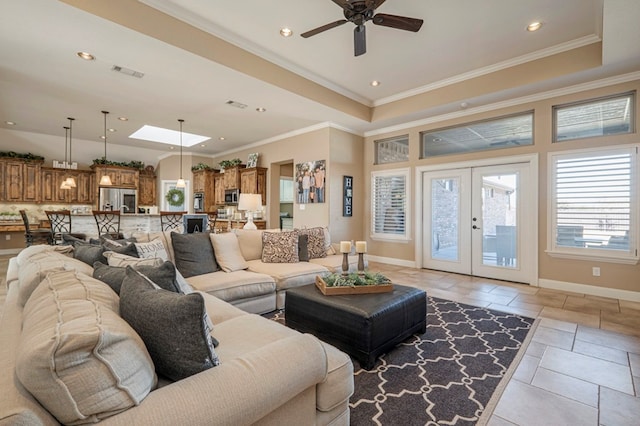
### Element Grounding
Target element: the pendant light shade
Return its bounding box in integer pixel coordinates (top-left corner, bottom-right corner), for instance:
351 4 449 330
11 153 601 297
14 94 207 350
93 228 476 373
60 125 71 189
100 110 113 186
176 119 186 188
65 117 76 188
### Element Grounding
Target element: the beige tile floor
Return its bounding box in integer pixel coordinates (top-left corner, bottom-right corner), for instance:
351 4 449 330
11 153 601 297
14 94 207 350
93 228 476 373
369 262 640 426
1 255 638 424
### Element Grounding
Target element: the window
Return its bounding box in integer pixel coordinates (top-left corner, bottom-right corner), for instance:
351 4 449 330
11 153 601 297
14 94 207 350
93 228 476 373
372 169 410 241
548 145 638 264
375 135 409 164
553 92 634 142
420 111 533 158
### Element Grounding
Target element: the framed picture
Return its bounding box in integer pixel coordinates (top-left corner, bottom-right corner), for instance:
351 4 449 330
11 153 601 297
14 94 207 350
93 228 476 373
343 175 353 216
295 159 326 204
247 153 259 168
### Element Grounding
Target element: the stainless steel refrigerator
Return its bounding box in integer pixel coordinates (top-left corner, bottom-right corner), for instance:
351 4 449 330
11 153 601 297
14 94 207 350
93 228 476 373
99 188 137 213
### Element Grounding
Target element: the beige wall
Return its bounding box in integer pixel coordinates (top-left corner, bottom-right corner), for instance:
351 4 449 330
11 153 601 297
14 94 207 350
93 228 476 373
365 79 640 293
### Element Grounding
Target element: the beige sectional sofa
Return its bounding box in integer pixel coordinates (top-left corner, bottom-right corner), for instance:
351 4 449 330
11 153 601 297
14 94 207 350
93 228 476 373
1 245 354 425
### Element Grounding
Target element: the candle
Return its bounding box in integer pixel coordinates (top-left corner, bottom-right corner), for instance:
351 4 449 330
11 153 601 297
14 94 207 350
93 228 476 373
355 241 367 253
340 241 351 254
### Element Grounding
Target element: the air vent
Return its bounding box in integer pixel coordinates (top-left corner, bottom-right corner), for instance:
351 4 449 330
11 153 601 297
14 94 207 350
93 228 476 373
111 65 144 78
226 100 248 109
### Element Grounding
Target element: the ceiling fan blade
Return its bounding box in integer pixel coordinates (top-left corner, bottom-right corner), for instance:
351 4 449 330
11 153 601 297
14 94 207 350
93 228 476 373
372 13 424 32
354 24 366 56
301 19 348 38
331 0 354 10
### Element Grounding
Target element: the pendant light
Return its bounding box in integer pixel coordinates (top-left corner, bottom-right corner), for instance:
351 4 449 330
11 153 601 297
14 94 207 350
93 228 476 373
176 119 186 188
99 111 113 186
60 125 71 190
64 117 77 188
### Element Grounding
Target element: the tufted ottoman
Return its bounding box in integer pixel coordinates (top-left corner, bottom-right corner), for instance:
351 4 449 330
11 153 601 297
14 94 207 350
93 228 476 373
285 283 427 369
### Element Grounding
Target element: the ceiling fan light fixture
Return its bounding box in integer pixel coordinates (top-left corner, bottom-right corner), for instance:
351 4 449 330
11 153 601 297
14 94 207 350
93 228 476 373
527 21 543 32
280 27 293 37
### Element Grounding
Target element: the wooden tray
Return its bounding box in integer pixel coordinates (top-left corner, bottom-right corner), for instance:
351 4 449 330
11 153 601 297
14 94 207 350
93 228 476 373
315 275 393 296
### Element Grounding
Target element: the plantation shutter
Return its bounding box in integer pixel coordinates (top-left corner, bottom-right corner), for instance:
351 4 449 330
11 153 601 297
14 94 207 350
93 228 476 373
372 171 407 238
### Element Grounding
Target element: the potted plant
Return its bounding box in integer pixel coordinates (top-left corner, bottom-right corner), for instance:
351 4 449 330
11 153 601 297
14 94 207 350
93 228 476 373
218 158 242 170
191 162 216 172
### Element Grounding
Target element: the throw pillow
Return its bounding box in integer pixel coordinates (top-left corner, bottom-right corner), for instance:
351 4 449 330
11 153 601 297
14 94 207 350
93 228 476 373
62 233 89 245
73 242 107 266
298 234 309 262
209 233 249 272
119 267 220 381
261 231 299 263
104 251 163 268
298 227 327 259
93 261 181 294
171 232 218 278
134 238 169 261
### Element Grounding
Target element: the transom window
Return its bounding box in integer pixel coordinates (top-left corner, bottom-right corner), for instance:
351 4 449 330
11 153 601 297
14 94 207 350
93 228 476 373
420 111 533 158
371 168 410 241
553 92 635 142
548 145 638 264
375 135 409 165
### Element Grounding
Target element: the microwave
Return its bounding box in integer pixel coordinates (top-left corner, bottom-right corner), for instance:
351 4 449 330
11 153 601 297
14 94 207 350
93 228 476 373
224 189 239 204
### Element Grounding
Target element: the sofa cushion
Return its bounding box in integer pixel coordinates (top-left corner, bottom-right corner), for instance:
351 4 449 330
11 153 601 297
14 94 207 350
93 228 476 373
135 238 169 261
120 267 220 381
262 231 299 263
297 227 326 259
93 260 182 294
309 254 362 273
17 253 94 307
171 231 219 278
233 228 281 261
186 270 276 303
104 251 163 268
209 232 249 272
246 259 328 292
15 244 73 266
16 269 156 425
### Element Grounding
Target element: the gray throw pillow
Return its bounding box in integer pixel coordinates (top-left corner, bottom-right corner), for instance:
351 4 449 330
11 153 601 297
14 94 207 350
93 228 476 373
93 261 181 294
171 232 218 278
119 267 220 381
298 234 309 262
73 242 107 266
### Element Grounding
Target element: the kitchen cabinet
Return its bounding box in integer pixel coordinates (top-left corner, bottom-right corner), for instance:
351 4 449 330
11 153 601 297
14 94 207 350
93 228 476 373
214 173 225 205
92 165 139 189
41 168 95 204
223 165 243 190
240 167 267 205
1 159 42 202
138 172 157 206
192 169 216 210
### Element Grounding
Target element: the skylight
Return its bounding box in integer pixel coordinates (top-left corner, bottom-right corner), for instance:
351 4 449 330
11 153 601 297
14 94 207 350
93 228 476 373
129 125 210 147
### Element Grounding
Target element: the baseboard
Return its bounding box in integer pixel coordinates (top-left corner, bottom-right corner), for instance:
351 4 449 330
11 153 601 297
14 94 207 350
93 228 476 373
0 248 21 256
366 255 416 268
538 278 640 302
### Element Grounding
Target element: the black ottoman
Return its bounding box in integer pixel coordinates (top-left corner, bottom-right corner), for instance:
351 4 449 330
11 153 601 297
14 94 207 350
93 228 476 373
285 283 427 369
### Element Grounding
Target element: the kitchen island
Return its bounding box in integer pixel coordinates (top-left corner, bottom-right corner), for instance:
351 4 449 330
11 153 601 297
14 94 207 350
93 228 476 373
66 214 164 238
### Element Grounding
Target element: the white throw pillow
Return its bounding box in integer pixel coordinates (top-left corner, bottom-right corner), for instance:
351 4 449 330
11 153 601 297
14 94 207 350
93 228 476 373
209 233 249 272
104 251 163 267
134 238 169 261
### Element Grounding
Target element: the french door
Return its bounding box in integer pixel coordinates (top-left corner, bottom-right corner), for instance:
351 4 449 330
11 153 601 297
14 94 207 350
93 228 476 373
422 162 534 283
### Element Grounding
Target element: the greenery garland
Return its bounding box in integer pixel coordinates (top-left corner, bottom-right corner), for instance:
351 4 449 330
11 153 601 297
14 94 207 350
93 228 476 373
165 189 185 207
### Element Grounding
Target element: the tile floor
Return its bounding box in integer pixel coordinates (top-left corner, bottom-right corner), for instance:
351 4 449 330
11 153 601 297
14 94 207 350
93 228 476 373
1 255 638 424
369 262 640 426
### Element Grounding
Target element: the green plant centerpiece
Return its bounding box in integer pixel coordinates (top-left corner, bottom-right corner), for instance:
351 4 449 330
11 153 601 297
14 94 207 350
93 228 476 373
92 158 145 169
218 158 242 170
191 162 216 172
324 271 391 287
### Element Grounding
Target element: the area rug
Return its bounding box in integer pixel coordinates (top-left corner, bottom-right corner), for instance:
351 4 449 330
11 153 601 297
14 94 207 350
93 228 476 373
266 296 537 425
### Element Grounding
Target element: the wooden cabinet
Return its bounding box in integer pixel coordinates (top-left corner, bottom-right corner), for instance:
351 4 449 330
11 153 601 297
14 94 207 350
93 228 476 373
214 173 225 205
75 171 95 204
92 165 139 189
192 169 216 210
138 173 157 206
41 168 95 204
223 165 243 190
240 167 267 205
1 159 42 202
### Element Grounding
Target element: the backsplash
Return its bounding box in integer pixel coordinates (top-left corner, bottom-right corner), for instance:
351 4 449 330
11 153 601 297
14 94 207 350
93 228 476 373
0 203 93 223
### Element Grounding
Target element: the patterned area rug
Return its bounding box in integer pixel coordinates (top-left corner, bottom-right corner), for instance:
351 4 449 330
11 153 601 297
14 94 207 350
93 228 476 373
266 296 536 425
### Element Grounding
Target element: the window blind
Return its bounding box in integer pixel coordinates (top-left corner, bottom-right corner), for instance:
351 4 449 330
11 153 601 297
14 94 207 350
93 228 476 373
372 173 407 236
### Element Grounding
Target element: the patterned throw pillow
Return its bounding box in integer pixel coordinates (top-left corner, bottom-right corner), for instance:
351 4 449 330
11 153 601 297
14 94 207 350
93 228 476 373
297 227 327 259
119 267 220 381
261 231 299 263
134 238 169 261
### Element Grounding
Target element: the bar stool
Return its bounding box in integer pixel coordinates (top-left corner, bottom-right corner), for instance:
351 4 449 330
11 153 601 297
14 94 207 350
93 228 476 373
19 210 51 246
206 211 218 233
45 210 86 245
92 210 122 239
159 211 185 232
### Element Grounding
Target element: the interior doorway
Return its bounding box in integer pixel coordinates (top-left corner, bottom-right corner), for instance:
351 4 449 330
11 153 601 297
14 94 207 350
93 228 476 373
279 162 294 230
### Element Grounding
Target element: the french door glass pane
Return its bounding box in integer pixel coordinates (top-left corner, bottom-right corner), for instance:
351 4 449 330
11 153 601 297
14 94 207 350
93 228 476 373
482 173 518 268
431 178 460 261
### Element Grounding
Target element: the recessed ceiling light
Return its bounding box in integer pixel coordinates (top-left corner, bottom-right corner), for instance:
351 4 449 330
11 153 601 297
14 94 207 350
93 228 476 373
370 80 381 87
169 146 175 150
219 136 225 141
5 121 16 126
130 124 210 147
118 117 128 121
256 107 266 112
527 22 543 32
200 144 206 147
76 51 95 61
280 27 293 37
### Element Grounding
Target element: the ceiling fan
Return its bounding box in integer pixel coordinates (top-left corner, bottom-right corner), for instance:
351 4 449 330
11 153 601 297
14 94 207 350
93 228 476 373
301 0 423 57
